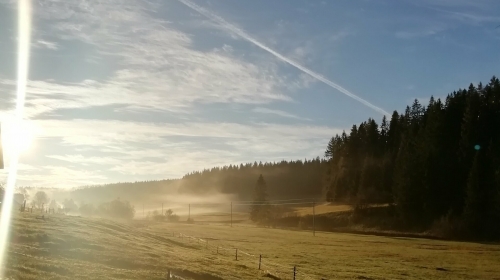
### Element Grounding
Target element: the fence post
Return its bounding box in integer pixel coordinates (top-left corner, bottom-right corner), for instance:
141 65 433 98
167 269 171 280
259 254 262 270
293 266 296 280
235 248 238 261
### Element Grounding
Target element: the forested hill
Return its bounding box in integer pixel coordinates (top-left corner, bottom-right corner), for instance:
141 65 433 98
69 180 178 204
66 158 328 203
179 158 328 199
325 76 500 238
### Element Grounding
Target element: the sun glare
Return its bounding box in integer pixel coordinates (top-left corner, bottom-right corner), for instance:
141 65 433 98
0 0 32 277
1 119 36 154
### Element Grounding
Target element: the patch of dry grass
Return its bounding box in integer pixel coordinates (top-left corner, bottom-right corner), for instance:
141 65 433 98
6 212 500 279
293 203 352 216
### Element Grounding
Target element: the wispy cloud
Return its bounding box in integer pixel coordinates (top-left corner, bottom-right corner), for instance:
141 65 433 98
46 154 121 165
411 0 500 26
253 107 310 121
0 0 345 188
33 40 58 50
0 0 296 119
177 0 389 116
1 118 341 187
395 27 445 39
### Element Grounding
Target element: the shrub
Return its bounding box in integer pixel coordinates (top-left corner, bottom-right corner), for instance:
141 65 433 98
430 213 468 239
63 199 78 214
151 210 166 221
168 214 180 222
98 198 135 220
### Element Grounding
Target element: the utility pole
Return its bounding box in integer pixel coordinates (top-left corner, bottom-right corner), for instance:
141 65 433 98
230 201 233 227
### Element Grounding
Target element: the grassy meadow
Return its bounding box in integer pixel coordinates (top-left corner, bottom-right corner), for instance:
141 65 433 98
5 211 500 279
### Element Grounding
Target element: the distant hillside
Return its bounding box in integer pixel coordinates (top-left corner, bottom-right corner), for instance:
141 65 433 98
68 180 179 204
63 158 328 204
179 158 328 200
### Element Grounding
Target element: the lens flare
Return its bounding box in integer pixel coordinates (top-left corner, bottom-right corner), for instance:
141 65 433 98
0 0 32 276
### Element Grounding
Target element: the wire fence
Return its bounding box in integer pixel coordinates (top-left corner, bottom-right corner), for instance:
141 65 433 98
137 199 327 228
169 231 319 280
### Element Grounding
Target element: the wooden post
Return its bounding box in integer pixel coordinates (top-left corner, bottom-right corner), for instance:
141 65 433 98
259 254 262 270
293 266 296 280
313 201 316 237
230 201 233 227
235 248 238 261
167 269 171 280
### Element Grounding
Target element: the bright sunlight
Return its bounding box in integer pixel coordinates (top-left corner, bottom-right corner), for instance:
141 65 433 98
0 0 32 277
1 119 36 155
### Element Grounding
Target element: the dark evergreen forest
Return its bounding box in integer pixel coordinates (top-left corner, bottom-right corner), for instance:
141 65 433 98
179 158 328 200
324 76 500 238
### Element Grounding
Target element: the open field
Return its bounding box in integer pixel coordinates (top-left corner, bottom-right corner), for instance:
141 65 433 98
6 212 500 279
293 203 352 216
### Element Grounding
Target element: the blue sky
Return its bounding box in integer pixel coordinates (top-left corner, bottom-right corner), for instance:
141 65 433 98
0 0 499 188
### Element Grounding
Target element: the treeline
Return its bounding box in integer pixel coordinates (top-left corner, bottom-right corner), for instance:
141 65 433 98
180 158 328 200
324 76 500 239
69 180 178 204
61 159 329 204
24 189 136 219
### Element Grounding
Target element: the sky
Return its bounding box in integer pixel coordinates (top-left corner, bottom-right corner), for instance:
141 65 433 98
0 0 499 188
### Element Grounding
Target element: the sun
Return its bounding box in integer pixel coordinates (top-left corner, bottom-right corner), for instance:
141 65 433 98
1 119 36 154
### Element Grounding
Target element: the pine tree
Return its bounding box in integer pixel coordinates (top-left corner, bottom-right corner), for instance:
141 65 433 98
464 144 500 238
393 132 426 224
250 174 269 222
325 137 336 159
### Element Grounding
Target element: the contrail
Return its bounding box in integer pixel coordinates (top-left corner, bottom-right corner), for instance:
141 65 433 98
177 0 389 116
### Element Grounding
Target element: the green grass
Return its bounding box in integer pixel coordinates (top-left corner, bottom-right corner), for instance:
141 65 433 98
6 212 500 279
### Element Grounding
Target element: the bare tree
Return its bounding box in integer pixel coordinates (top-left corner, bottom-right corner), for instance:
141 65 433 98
33 191 49 209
